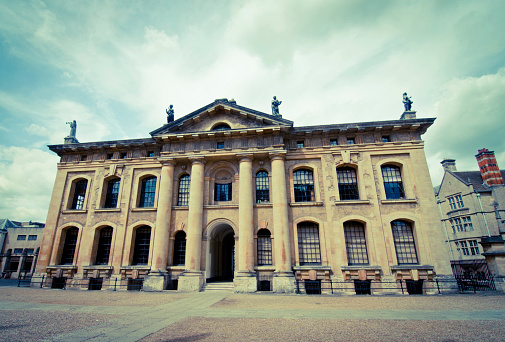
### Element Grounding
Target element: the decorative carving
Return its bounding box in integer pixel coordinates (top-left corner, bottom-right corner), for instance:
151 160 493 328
403 92 413 111
271 96 282 116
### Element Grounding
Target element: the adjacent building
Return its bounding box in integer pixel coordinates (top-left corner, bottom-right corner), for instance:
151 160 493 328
436 149 505 281
35 98 451 293
0 219 45 278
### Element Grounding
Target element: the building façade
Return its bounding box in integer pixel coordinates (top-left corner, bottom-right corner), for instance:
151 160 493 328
34 98 452 293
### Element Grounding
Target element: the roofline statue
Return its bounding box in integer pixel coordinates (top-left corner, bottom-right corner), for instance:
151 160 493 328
271 96 282 117
64 120 79 144
166 104 174 123
403 92 413 111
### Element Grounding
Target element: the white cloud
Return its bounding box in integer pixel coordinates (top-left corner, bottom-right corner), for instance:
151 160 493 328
0 146 59 222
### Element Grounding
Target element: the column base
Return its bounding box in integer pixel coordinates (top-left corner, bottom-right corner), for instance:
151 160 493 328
234 271 257 293
143 271 167 292
177 271 204 292
272 271 296 293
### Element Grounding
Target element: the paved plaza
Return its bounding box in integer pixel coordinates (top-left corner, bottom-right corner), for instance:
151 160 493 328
1 285 505 341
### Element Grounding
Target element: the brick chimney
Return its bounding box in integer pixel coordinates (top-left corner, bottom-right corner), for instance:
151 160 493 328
441 158 457 172
476 148 504 186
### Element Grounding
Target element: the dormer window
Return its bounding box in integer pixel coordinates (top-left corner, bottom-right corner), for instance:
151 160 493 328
212 123 231 131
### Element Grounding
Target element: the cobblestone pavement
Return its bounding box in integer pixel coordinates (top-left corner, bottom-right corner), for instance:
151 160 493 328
1 286 505 342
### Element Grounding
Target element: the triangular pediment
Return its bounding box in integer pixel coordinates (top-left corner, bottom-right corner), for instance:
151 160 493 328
150 98 293 136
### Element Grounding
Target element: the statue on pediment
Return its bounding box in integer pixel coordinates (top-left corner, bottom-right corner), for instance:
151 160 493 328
166 104 174 123
66 120 76 138
271 96 282 116
403 92 413 111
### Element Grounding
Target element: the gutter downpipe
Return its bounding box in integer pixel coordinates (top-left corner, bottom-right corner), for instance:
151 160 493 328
476 191 491 237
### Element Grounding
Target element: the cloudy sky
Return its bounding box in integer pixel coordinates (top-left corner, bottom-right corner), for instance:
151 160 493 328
1 0 504 222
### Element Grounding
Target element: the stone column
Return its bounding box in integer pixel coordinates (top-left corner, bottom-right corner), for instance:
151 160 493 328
178 157 205 292
235 154 256 292
143 158 175 291
270 152 295 293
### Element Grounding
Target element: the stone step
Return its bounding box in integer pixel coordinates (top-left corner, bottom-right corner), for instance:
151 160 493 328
202 282 234 292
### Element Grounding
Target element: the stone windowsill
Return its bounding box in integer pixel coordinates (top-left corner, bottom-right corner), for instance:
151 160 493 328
335 200 370 205
204 204 239 209
390 265 434 271
82 265 113 270
446 207 470 215
120 265 151 270
94 208 121 213
340 265 382 271
47 265 78 270
254 265 275 271
381 199 417 204
131 207 157 212
172 206 189 210
62 209 87 214
289 202 324 207
254 203 273 208
293 265 331 271
166 265 186 271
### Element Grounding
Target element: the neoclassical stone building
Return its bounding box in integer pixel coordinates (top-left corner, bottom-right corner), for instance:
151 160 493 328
35 98 451 293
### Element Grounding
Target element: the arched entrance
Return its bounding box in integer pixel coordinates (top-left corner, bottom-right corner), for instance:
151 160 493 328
206 223 235 282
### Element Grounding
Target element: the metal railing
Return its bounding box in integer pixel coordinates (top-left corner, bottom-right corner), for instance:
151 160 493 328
295 277 496 295
18 276 144 291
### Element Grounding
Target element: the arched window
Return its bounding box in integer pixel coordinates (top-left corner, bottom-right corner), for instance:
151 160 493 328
257 229 272 265
173 231 186 266
255 171 270 203
391 220 418 264
337 167 359 200
139 176 157 207
293 169 315 202
71 180 88 210
60 227 79 265
95 227 113 265
104 178 120 208
132 226 151 265
178 175 190 206
297 222 321 265
212 123 231 131
381 165 405 199
344 221 368 265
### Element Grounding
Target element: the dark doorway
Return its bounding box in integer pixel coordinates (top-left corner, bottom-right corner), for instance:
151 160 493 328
222 232 235 281
207 224 235 282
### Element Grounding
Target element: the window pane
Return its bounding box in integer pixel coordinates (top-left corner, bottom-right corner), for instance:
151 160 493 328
95 227 113 265
178 175 191 206
132 227 151 265
297 222 321 265
293 170 315 202
256 171 270 203
71 180 88 209
17 235 26 240
104 179 120 208
344 222 369 265
337 167 359 200
60 228 79 265
391 220 418 264
173 231 186 265
257 229 272 265
215 183 232 201
139 177 156 207
382 166 405 199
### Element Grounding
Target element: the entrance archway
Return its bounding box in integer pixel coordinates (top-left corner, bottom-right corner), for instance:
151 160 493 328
207 223 235 282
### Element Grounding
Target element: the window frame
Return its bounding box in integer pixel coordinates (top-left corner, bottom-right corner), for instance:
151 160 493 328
28 235 37 241
293 169 315 202
138 176 157 208
381 165 406 200
297 222 322 265
17 235 26 241
104 178 121 208
255 171 270 204
60 227 79 265
177 174 191 206
173 231 186 266
132 226 151 265
95 227 113 265
391 220 418 265
344 221 369 265
257 229 272 266
215 183 232 202
337 166 359 200
70 179 88 210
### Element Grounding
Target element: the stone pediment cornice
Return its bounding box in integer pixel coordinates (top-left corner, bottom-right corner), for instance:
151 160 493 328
48 138 158 155
150 98 293 136
152 125 289 142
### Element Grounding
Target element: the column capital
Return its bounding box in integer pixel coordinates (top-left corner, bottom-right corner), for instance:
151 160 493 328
188 156 206 165
269 151 287 161
237 153 254 163
157 157 176 167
